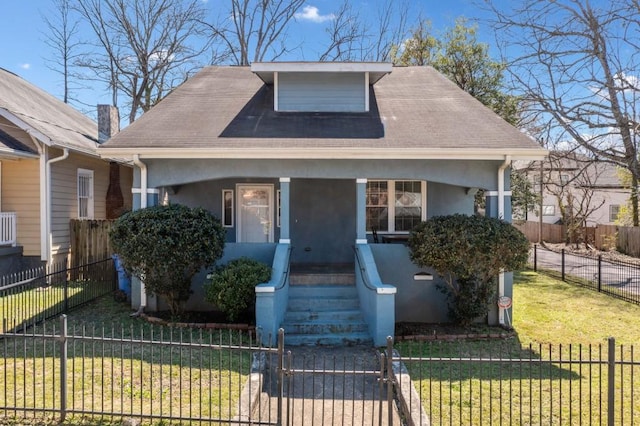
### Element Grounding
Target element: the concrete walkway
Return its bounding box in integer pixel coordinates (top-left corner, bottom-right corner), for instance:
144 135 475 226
251 345 403 425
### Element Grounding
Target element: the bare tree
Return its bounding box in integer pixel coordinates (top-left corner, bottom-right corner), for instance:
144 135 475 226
543 151 607 246
318 1 365 61
206 0 305 66
486 0 640 225
74 0 210 123
42 0 82 104
366 1 410 62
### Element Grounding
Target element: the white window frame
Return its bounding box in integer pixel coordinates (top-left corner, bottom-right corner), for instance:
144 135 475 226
609 204 620 223
277 189 281 228
367 180 427 234
77 168 94 219
222 189 234 227
542 205 555 216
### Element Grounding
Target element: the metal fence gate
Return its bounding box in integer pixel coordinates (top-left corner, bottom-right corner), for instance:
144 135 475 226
269 330 398 426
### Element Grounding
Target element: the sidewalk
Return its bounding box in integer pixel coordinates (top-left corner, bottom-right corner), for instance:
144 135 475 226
252 345 402 425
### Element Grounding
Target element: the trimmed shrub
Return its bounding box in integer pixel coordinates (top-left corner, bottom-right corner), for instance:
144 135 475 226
204 257 271 322
408 214 529 326
110 204 226 317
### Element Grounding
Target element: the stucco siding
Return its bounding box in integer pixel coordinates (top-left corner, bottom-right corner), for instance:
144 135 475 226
2 159 41 256
278 72 366 112
143 159 503 192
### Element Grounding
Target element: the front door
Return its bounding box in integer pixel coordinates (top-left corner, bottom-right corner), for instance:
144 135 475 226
237 184 274 243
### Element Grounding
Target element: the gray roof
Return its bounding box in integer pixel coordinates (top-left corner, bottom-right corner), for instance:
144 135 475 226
100 65 545 158
0 68 99 155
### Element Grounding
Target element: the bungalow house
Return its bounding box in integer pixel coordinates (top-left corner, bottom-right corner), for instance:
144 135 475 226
0 68 133 273
98 62 546 346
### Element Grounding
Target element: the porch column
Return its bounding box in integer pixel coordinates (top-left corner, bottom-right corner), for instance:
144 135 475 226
131 188 160 210
356 178 367 244
484 190 513 222
485 164 513 327
130 187 160 313
279 178 290 243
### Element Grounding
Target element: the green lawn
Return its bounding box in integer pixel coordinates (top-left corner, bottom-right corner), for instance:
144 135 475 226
0 297 256 426
396 270 640 425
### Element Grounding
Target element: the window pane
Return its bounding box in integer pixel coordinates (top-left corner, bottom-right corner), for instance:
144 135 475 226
366 181 388 232
395 181 421 231
223 190 233 227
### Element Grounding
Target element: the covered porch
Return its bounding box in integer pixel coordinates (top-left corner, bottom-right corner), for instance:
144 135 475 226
130 156 513 346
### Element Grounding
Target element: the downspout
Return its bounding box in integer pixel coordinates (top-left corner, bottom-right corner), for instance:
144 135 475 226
131 154 147 313
132 154 148 208
29 135 70 264
497 155 511 325
46 148 70 264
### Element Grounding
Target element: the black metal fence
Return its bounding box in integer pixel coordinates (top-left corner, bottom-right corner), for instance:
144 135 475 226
3 319 640 425
392 337 640 425
0 258 116 333
529 244 640 305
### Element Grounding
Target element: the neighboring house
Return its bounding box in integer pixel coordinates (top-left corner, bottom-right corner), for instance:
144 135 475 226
99 62 546 345
517 152 629 226
0 68 133 273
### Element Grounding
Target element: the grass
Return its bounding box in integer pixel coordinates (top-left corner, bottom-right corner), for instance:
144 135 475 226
0 278 114 334
0 296 257 426
396 270 640 425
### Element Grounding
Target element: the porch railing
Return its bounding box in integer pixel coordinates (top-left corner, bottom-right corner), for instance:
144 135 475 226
0 212 16 247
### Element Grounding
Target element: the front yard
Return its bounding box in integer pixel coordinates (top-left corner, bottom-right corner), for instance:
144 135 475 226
396 270 640 424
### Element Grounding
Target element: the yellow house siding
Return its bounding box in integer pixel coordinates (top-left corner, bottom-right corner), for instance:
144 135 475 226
2 158 41 256
50 150 112 258
49 151 132 260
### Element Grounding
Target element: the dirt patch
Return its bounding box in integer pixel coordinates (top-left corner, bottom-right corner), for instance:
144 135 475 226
395 322 515 341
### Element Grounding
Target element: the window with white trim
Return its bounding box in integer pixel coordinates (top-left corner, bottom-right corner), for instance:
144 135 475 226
77 169 94 219
542 205 555 216
222 189 234 227
609 204 620 222
366 180 426 233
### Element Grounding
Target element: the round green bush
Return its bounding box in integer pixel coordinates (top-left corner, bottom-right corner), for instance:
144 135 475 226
204 257 271 322
408 214 529 326
110 204 226 317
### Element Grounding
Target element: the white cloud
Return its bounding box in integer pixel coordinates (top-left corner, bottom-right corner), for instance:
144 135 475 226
294 5 334 23
20 63 30 70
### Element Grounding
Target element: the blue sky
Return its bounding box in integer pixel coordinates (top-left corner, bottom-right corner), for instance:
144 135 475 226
0 0 497 117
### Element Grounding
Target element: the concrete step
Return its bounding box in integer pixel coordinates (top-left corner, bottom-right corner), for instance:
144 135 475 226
288 285 357 299
284 309 364 322
289 273 355 285
282 320 369 335
286 296 360 311
281 282 371 346
283 331 373 347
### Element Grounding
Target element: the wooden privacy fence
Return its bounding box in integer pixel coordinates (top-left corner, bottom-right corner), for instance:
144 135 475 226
70 219 114 268
514 221 640 257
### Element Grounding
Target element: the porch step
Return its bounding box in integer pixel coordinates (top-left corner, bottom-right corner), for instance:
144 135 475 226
281 284 372 347
289 263 355 286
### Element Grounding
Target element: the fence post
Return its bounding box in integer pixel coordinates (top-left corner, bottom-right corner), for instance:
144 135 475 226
533 244 538 272
276 328 284 426
59 315 68 422
386 336 394 426
561 249 566 281
63 258 69 312
608 337 615 426
598 255 602 292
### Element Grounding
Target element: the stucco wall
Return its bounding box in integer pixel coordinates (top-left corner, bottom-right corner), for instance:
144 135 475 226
139 159 505 192
290 179 355 264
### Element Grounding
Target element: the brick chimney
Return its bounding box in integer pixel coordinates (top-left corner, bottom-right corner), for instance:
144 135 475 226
97 104 120 143
98 105 125 218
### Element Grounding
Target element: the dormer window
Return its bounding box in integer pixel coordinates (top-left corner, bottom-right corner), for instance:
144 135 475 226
251 62 392 113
